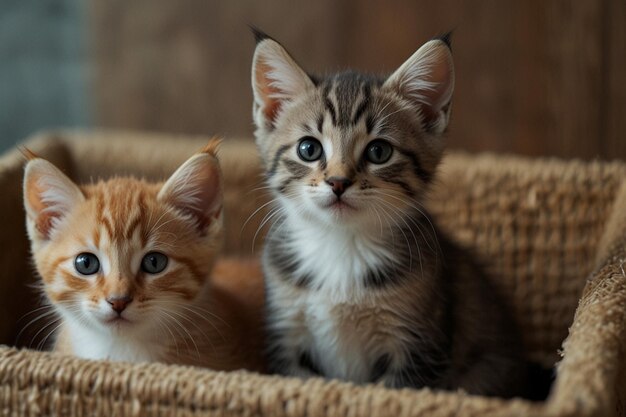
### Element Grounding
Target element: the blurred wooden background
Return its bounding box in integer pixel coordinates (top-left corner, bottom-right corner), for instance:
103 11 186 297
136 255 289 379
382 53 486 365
91 0 625 160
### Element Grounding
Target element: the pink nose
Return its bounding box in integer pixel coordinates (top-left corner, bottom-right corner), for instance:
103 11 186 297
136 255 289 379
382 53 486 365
106 295 133 314
325 177 353 196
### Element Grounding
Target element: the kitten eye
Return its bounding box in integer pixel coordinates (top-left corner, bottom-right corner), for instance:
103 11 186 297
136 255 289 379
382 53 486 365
365 140 393 164
74 253 100 276
141 252 168 274
297 137 323 162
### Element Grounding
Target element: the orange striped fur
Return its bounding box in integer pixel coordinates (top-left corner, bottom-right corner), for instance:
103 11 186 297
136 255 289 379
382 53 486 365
23 143 264 371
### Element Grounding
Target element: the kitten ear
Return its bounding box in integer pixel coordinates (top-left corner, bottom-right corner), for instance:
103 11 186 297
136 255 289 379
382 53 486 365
384 37 455 135
23 158 84 241
252 32 315 128
158 140 223 233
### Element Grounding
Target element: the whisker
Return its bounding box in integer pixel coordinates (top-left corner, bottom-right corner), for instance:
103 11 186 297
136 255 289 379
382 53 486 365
29 316 62 350
374 190 441 256
241 197 282 236
156 313 181 359
147 210 169 235
245 183 275 196
36 320 63 351
376 106 406 128
15 307 56 345
166 307 217 354
15 304 53 322
165 301 228 330
372 197 415 272
367 204 384 237
161 310 200 360
374 197 424 277
149 214 179 237
252 206 288 253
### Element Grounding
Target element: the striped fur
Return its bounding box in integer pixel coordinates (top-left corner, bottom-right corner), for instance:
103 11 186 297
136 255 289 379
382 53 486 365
252 33 527 396
23 142 263 371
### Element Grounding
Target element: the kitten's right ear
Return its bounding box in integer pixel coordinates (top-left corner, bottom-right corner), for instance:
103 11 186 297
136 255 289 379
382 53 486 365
383 37 455 135
251 31 315 129
158 140 223 234
23 159 84 240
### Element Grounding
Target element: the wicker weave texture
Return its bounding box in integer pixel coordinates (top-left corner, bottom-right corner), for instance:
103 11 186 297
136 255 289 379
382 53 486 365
0 130 624 417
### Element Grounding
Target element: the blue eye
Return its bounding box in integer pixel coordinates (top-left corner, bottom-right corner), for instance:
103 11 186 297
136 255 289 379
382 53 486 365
365 140 393 164
297 137 323 162
74 253 100 276
141 252 168 274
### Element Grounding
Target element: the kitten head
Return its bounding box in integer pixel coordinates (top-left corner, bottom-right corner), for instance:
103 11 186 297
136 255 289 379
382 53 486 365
251 31 453 228
23 141 223 337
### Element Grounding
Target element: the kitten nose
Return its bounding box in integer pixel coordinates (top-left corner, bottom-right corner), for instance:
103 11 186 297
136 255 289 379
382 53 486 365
106 295 133 314
326 177 353 197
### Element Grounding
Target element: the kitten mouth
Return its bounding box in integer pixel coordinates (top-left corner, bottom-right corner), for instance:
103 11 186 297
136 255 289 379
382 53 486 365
104 316 131 326
326 199 356 212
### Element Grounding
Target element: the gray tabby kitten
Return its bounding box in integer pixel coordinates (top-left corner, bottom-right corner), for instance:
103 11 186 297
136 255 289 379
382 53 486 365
251 30 527 397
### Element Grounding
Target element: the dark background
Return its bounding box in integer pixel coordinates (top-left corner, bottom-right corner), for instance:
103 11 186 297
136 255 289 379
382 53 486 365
1 0 624 160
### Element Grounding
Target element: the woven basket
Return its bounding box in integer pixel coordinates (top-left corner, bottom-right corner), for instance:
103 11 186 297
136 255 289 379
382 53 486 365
1 130 625 417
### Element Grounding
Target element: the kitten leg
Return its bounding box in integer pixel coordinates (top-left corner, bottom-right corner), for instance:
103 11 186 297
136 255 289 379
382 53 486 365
267 340 322 378
265 322 322 378
453 353 528 397
374 349 449 389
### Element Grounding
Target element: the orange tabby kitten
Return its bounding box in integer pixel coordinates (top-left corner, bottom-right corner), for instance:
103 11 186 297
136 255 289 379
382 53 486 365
23 141 264 370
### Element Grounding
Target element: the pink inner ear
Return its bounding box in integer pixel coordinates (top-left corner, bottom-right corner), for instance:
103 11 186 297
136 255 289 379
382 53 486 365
422 59 453 121
25 173 60 239
189 168 222 233
417 48 454 126
255 60 283 122
163 155 223 235
24 159 85 241
35 211 58 239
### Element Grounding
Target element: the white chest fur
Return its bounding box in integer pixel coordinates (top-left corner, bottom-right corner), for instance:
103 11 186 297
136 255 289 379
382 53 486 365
282 215 396 301
63 318 165 363
266 215 410 382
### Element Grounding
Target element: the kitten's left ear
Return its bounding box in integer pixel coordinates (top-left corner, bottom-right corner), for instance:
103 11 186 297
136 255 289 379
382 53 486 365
158 140 223 233
384 36 455 135
23 158 85 241
251 31 315 129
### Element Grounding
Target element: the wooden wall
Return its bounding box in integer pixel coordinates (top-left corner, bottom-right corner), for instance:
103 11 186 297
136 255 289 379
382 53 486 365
91 0 625 160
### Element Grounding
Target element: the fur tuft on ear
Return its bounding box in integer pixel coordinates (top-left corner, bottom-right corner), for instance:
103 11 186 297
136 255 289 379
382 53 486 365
251 34 315 129
384 38 455 135
19 146 39 161
250 25 271 44
158 144 223 234
23 158 84 241
434 31 453 50
198 136 222 157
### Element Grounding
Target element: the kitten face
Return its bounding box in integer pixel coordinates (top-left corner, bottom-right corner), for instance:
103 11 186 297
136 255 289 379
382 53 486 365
252 33 454 228
23 142 223 339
